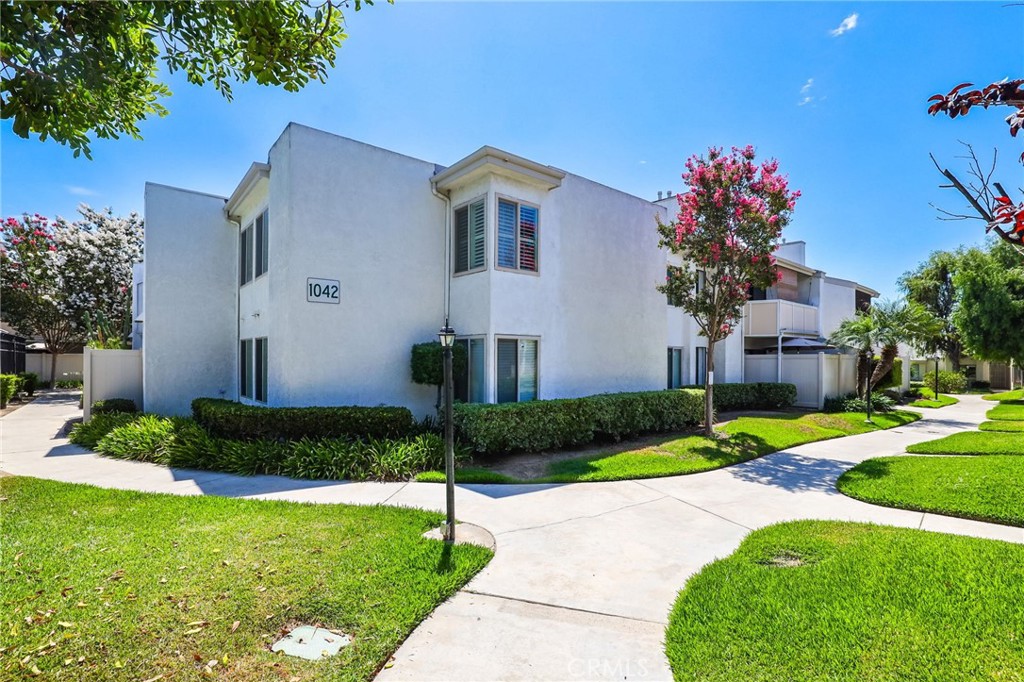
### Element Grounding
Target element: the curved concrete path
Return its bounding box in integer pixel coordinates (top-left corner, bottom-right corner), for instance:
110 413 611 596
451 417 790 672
2 392 1020 680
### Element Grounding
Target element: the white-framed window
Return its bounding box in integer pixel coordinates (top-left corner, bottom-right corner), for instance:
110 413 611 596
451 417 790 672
695 346 708 385
135 282 143 317
496 337 538 403
667 347 684 389
496 197 538 272
454 337 486 403
240 337 268 402
240 208 269 286
454 197 486 274
696 269 707 296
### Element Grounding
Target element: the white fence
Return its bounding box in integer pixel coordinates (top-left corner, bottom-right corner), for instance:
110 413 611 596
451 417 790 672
744 352 857 409
25 353 84 383
82 348 143 421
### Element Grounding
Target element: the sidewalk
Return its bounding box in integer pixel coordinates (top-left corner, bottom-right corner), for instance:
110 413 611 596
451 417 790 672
2 392 1019 680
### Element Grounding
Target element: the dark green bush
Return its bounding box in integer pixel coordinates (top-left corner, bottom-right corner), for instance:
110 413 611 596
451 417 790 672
922 370 967 394
191 398 415 441
17 372 38 396
55 379 83 389
681 382 797 411
453 389 704 455
69 412 142 449
92 398 138 414
875 358 903 390
971 380 991 390
823 392 896 414
410 342 468 386
0 374 18 408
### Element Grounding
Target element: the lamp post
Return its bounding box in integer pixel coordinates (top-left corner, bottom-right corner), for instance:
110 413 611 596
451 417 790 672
865 355 874 425
933 353 941 400
438 320 457 544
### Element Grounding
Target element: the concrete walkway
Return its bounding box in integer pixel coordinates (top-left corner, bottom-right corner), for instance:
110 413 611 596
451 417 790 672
2 392 1020 680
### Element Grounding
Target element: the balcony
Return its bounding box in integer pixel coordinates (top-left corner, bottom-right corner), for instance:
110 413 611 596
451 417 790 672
744 299 819 337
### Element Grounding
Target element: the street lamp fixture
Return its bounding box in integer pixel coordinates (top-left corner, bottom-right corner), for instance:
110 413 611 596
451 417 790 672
437 319 457 543
932 353 941 400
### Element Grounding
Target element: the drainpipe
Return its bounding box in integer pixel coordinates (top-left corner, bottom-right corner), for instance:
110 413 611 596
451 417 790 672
227 212 241 400
430 182 452 321
777 330 783 382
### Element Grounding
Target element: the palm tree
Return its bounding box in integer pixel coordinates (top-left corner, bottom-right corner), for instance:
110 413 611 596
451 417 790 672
828 312 877 398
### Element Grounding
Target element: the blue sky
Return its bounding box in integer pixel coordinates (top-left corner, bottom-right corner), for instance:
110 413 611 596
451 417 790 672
2 1 1021 299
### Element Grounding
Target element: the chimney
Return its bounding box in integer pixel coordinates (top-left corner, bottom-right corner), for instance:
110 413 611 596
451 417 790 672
657 191 663 200
667 190 674 197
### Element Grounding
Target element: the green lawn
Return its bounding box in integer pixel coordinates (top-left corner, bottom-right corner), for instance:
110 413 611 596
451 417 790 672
0 477 491 681
417 411 920 484
837 455 1024 526
906 431 1024 456
983 389 1024 402
665 521 1024 681
907 391 958 409
987 401 1024 421
979 420 1024 432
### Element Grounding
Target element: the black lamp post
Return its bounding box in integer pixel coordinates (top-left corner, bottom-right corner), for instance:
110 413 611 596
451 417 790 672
865 355 874 424
933 353 941 400
438 320 457 544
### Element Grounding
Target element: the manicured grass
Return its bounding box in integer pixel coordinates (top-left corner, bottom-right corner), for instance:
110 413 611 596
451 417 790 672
665 521 1024 681
907 391 958 409
906 430 1024 456
983 389 1024 402
979 420 1024 432
838 455 1024 526
417 411 920 484
0 477 491 681
987 401 1024 421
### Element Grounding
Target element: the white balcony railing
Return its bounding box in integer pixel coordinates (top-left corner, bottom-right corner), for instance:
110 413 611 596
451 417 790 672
744 299 820 337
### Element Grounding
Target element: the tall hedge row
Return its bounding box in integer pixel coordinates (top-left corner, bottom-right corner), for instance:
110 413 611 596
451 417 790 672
191 398 415 441
453 389 705 455
681 382 797 411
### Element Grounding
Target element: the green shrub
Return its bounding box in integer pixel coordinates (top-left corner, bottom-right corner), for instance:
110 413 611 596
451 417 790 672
681 382 797 411
875 357 903 390
922 370 967 394
191 398 415 441
0 374 18 408
823 392 896 414
96 415 178 462
453 389 704 455
68 413 140 448
55 379 83 389
410 342 467 386
92 398 138 414
971 380 991 390
17 372 38 396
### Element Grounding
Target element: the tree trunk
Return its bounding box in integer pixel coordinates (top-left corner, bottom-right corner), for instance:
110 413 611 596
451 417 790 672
704 343 716 437
950 343 961 373
869 344 899 393
49 352 58 388
857 351 870 399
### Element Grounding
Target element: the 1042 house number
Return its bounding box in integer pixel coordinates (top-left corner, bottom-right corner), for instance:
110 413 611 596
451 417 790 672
307 277 340 304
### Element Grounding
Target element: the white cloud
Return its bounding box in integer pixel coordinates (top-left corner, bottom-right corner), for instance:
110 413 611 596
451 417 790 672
66 185 97 197
830 13 858 37
638 160 647 165
798 78 815 106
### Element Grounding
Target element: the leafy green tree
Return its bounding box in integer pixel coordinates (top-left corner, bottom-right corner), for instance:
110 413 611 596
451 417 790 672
952 243 1024 364
1 0 386 158
827 313 876 398
898 250 964 370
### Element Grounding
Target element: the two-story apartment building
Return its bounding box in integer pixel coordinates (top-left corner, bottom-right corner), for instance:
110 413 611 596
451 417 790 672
136 124 879 415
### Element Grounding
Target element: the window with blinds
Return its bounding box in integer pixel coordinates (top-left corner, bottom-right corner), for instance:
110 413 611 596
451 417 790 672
240 208 269 285
497 338 537 403
255 209 269 278
454 338 485 403
497 198 539 272
667 347 684 389
240 337 268 402
454 198 486 274
695 346 708 385
240 339 253 399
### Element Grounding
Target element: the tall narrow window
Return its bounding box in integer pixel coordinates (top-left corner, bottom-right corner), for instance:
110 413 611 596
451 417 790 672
239 224 253 286
667 347 684 389
496 338 538 403
255 337 268 403
255 210 269 278
454 198 486 274
454 338 486 403
696 269 706 295
695 346 708 385
240 339 253 399
497 198 539 272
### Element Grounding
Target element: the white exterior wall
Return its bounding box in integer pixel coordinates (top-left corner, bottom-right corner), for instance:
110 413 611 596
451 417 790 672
818 278 858 340
24 353 83 383
82 347 143 421
143 183 237 415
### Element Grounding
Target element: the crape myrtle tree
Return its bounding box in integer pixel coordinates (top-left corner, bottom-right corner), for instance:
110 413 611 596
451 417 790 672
658 145 800 435
0 206 143 383
1 0 389 158
927 80 1024 252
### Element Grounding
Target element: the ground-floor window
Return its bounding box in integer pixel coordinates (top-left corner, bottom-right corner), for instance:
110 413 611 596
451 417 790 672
496 337 538 403
695 346 707 385
240 337 268 403
668 347 684 388
454 337 486 403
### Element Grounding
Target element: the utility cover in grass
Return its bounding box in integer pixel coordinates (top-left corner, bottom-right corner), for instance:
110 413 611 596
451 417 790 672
271 626 350 660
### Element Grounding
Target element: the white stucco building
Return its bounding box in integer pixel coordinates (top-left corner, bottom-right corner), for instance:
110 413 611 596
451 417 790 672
137 124 880 416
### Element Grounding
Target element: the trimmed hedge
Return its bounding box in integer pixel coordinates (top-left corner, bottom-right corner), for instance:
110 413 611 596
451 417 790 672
823 392 896 414
681 382 797 411
922 370 967 394
191 398 415 441
17 372 38 396
92 398 138 414
410 342 468 386
453 389 704 455
0 374 19 408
